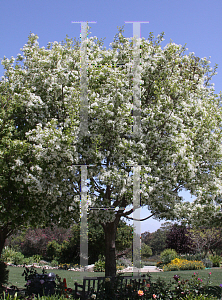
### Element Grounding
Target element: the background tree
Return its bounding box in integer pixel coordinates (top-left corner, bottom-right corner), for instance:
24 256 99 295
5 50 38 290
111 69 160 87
141 243 152 259
165 224 194 254
1 27 222 276
141 222 172 255
188 227 222 257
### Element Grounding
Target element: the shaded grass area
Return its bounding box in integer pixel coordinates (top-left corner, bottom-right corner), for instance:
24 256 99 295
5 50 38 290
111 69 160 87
7 266 222 289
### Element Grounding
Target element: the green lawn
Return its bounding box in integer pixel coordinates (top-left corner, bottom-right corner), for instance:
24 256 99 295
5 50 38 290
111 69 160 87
7 266 222 289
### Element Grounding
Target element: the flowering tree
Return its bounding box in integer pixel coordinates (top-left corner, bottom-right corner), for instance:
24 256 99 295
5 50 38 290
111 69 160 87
1 27 222 276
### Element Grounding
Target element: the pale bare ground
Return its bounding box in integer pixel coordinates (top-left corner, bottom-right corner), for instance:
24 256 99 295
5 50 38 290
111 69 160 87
118 266 162 273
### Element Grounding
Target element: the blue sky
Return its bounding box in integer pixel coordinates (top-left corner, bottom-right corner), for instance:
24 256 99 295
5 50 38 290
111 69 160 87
1 0 221 232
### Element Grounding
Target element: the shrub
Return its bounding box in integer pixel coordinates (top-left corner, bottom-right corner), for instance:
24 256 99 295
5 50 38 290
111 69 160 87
94 258 105 272
141 243 152 259
50 260 59 267
20 228 50 257
0 260 9 294
46 240 61 261
116 257 131 268
59 240 79 264
209 255 221 267
163 258 205 271
202 258 213 268
94 256 129 272
160 248 178 265
1 247 25 265
5 226 73 259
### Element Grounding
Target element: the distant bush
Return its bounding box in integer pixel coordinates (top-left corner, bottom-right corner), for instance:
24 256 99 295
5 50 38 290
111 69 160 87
141 243 152 259
160 248 178 265
179 253 203 261
5 226 72 259
163 258 205 271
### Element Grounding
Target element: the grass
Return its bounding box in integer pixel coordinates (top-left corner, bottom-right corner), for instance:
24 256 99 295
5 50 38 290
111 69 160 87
7 266 222 290
7 266 104 289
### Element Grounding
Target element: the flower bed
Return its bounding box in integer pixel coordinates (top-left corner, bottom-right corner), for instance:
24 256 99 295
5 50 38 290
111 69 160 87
163 258 205 272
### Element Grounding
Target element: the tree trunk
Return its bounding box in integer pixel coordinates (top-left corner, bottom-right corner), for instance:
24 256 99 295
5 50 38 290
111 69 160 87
102 219 119 277
0 228 8 259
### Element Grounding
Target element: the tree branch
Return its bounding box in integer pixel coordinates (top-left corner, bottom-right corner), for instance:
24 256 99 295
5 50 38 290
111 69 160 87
124 213 155 221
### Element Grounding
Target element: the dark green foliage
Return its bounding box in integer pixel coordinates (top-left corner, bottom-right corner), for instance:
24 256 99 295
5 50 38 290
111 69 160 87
166 224 194 254
5 220 132 265
46 241 62 262
0 260 9 294
141 243 152 259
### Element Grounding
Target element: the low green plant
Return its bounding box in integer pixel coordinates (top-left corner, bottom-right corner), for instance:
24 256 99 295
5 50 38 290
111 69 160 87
94 256 125 272
180 293 218 299
94 258 105 272
0 292 20 300
22 255 42 265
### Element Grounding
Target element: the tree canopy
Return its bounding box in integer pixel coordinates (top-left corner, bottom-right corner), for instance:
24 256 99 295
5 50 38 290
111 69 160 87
1 27 222 276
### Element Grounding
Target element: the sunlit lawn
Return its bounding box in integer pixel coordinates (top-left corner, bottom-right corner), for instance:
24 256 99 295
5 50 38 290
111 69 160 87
7 266 222 289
